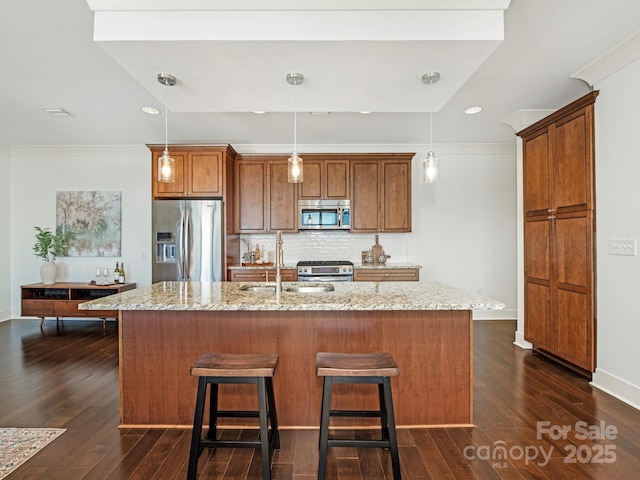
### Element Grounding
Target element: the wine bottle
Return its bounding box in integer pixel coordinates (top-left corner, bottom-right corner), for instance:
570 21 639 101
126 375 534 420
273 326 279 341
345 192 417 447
119 263 126 283
255 244 260 261
114 262 120 283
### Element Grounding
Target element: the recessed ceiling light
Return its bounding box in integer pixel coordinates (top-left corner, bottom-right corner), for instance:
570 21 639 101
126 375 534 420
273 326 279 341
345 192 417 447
43 107 70 116
464 106 482 115
252 111 267 114
142 106 161 115
359 111 372 114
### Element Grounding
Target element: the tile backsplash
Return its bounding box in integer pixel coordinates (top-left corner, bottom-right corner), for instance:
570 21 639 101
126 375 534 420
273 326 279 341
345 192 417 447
240 231 409 265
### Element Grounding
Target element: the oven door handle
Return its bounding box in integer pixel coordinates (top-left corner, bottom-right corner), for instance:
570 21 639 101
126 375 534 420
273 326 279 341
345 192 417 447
298 275 352 282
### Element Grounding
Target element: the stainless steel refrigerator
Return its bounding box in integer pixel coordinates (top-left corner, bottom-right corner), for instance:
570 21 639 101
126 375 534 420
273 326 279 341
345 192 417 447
152 200 224 283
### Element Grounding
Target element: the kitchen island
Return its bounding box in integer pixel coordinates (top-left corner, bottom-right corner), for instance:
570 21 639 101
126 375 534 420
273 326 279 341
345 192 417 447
80 281 504 429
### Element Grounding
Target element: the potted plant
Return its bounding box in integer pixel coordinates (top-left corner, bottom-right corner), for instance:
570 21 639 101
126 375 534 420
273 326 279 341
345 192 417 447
33 227 74 284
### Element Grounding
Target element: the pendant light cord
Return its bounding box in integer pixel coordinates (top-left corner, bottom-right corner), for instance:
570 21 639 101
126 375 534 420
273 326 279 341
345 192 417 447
429 82 433 151
293 81 298 152
164 83 169 151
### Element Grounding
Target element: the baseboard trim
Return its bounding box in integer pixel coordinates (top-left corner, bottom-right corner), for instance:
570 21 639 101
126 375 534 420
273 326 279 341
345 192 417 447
591 368 640 411
472 309 516 320
513 329 533 349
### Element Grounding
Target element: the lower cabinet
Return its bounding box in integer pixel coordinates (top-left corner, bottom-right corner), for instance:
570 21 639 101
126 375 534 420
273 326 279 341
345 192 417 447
228 269 297 282
354 268 419 282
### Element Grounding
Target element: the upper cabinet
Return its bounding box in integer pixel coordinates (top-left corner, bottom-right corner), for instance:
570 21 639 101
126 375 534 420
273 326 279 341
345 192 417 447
351 154 413 233
234 155 298 233
149 144 237 199
298 156 349 200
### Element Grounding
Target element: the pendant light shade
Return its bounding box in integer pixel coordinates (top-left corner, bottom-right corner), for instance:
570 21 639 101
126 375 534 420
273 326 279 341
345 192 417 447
157 73 177 183
422 72 440 183
423 151 439 183
287 72 304 183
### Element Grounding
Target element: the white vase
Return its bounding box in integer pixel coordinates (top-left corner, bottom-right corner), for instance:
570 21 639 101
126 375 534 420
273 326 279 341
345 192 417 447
40 261 58 285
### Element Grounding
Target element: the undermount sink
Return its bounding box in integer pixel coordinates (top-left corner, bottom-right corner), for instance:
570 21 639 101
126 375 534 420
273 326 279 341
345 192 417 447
239 285 277 293
239 284 335 294
284 285 335 293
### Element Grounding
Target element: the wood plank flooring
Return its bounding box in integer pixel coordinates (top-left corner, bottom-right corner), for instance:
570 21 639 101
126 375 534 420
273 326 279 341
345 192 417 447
1 318 639 479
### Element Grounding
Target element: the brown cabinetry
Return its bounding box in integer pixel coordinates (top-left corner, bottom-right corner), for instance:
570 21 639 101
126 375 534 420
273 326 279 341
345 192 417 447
298 156 349 200
234 156 298 233
518 91 598 372
228 268 297 282
21 282 136 327
354 268 419 282
149 145 236 199
351 154 413 233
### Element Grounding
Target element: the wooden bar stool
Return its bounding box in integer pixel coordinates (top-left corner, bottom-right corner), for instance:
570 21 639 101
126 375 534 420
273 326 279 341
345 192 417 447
187 353 280 480
316 352 401 480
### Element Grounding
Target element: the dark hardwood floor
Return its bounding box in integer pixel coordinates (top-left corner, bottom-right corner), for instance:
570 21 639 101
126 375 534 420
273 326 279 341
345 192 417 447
1 318 639 479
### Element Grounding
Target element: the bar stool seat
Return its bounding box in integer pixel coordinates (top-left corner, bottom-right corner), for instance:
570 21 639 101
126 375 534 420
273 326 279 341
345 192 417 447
316 352 401 480
188 353 280 480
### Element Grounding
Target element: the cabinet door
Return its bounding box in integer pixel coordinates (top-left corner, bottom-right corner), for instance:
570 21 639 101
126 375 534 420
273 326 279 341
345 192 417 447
523 130 551 216
380 160 411 232
324 160 349 199
152 150 187 198
190 152 223 196
524 214 552 350
554 108 594 212
299 159 323 199
235 161 267 232
299 158 349 200
351 161 380 232
268 161 298 232
554 210 594 370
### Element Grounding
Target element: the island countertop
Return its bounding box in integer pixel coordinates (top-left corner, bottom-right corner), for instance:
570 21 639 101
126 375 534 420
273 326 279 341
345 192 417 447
79 280 504 312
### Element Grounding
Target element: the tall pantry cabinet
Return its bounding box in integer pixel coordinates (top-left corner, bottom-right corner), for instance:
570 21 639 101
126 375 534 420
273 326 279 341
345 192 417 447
518 91 598 373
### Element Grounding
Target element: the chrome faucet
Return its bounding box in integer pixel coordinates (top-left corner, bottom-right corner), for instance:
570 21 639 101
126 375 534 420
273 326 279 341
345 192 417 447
275 230 283 295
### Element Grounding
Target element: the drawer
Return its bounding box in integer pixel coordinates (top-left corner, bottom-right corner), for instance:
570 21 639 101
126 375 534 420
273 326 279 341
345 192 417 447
354 269 419 282
21 299 56 317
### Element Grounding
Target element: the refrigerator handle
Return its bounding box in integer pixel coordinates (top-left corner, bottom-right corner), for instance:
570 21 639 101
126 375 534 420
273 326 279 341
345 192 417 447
183 210 191 280
177 208 186 281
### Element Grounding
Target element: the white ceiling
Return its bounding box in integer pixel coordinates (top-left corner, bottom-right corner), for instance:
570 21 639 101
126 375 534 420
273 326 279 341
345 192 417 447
1 0 639 148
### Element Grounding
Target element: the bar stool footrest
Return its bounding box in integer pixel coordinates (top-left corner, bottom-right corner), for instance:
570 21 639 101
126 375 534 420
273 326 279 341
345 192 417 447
328 439 391 449
216 410 268 418
329 409 382 417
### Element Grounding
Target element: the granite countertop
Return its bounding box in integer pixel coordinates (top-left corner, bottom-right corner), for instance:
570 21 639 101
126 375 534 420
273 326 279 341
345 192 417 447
79 281 505 312
228 263 421 270
355 263 421 269
228 264 297 269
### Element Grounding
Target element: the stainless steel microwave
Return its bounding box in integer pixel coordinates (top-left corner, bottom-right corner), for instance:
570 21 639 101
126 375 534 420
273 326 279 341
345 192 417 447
298 199 351 230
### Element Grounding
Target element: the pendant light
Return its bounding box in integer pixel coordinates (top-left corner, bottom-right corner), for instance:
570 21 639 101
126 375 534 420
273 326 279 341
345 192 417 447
157 73 177 183
422 72 440 183
286 72 304 183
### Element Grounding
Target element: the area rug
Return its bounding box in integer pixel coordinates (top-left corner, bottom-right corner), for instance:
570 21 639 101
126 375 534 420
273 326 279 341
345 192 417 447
0 428 66 479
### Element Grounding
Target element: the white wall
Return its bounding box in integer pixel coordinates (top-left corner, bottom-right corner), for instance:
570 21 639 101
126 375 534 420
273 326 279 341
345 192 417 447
7 143 517 321
0 146 10 321
591 58 640 408
409 144 516 318
8 146 152 319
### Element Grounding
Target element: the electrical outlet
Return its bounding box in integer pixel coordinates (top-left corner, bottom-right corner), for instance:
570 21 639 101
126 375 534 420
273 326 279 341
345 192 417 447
609 239 637 256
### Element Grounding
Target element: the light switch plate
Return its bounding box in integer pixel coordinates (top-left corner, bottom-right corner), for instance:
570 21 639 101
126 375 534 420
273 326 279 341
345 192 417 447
609 239 637 256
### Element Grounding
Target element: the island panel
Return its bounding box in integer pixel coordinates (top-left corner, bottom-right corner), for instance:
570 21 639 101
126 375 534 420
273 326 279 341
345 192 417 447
119 308 472 428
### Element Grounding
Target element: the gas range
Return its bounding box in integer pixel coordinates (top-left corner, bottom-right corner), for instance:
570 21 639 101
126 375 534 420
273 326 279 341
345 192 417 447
296 260 354 282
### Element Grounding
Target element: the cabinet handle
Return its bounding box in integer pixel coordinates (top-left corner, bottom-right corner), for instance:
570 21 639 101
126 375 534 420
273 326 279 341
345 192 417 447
547 208 556 214
548 215 556 220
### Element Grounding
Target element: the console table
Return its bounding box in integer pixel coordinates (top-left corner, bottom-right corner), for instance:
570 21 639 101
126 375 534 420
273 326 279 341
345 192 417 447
21 282 136 328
